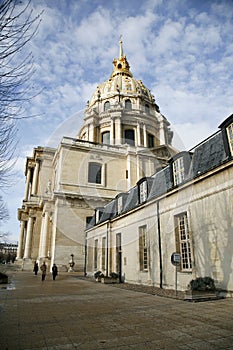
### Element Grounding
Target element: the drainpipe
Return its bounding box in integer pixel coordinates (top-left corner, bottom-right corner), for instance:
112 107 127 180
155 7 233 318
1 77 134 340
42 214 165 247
106 222 109 276
84 231 87 276
157 201 163 289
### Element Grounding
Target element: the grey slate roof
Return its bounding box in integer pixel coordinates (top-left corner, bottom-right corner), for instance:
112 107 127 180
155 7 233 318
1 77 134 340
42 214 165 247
148 166 172 200
86 215 96 230
99 200 117 223
190 131 227 177
122 186 139 213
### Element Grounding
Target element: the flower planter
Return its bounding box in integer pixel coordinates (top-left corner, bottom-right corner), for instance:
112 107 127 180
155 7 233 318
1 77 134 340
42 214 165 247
101 277 118 284
184 290 217 301
185 277 217 301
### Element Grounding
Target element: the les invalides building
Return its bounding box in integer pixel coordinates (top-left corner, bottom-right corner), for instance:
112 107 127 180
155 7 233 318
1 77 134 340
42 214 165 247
17 40 176 272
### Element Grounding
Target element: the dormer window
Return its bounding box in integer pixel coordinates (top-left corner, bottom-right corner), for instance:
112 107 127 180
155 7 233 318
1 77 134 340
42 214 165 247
138 179 148 204
226 122 233 155
140 181 147 203
173 157 185 186
117 196 123 214
218 114 233 157
171 152 192 186
116 193 127 215
95 208 103 224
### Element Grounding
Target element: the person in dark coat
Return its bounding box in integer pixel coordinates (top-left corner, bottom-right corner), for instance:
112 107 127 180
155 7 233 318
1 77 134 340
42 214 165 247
52 263 58 280
40 262 47 281
33 261 39 275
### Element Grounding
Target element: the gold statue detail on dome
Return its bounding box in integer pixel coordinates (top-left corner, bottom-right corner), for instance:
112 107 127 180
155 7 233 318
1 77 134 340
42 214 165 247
111 37 133 78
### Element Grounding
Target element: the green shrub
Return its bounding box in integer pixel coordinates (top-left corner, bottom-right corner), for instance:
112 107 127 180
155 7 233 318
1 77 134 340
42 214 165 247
110 272 119 279
94 271 104 279
189 277 215 291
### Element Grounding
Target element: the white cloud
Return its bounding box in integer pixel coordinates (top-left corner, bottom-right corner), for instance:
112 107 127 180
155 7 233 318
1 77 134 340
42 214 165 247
172 121 217 151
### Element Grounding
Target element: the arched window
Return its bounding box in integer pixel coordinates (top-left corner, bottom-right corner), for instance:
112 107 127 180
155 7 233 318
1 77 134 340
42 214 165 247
88 162 102 184
125 99 132 110
124 129 135 146
145 104 150 114
104 101 110 111
102 131 110 144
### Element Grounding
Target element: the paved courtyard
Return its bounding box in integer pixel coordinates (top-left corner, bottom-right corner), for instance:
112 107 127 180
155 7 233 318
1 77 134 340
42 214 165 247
1 269 233 350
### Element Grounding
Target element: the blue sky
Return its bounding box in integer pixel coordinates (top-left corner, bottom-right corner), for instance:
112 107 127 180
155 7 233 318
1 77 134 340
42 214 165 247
1 0 232 243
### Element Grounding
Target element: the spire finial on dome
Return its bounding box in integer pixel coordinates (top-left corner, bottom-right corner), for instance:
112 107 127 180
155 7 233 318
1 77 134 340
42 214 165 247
111 37 133 78
119 34 123 58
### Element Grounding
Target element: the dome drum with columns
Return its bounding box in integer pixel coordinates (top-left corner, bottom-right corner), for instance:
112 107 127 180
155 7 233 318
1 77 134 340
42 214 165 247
78 39 173 148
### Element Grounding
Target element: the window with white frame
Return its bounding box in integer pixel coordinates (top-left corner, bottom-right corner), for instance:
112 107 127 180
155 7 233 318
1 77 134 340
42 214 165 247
139 225 148 271
139 180 147 203
175 213 192 271
116 233 121 274
173 157 185 185
226 122 233 155
117 196 123 214
94 239 98 269
101 237 106 270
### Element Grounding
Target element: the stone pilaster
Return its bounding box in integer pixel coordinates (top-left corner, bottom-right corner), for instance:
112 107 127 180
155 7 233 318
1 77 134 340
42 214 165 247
31 161 39 195
39 211 49 259
24 168 31 201
143 123 147 147
16 221 25 260
23 216 34 259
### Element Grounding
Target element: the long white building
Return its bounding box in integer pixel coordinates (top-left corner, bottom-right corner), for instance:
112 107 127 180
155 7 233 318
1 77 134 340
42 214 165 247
86 114 233 295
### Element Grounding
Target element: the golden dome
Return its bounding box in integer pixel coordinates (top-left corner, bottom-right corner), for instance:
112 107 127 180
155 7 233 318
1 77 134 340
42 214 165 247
88 39 156 108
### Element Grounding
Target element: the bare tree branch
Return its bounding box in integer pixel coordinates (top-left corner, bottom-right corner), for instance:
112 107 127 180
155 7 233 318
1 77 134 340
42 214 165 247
0 0 42 220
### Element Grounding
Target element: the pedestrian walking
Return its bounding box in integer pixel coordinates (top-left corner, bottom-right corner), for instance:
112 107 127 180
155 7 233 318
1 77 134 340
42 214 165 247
52 263 58 280
40 262 47 281
33 261 39 276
